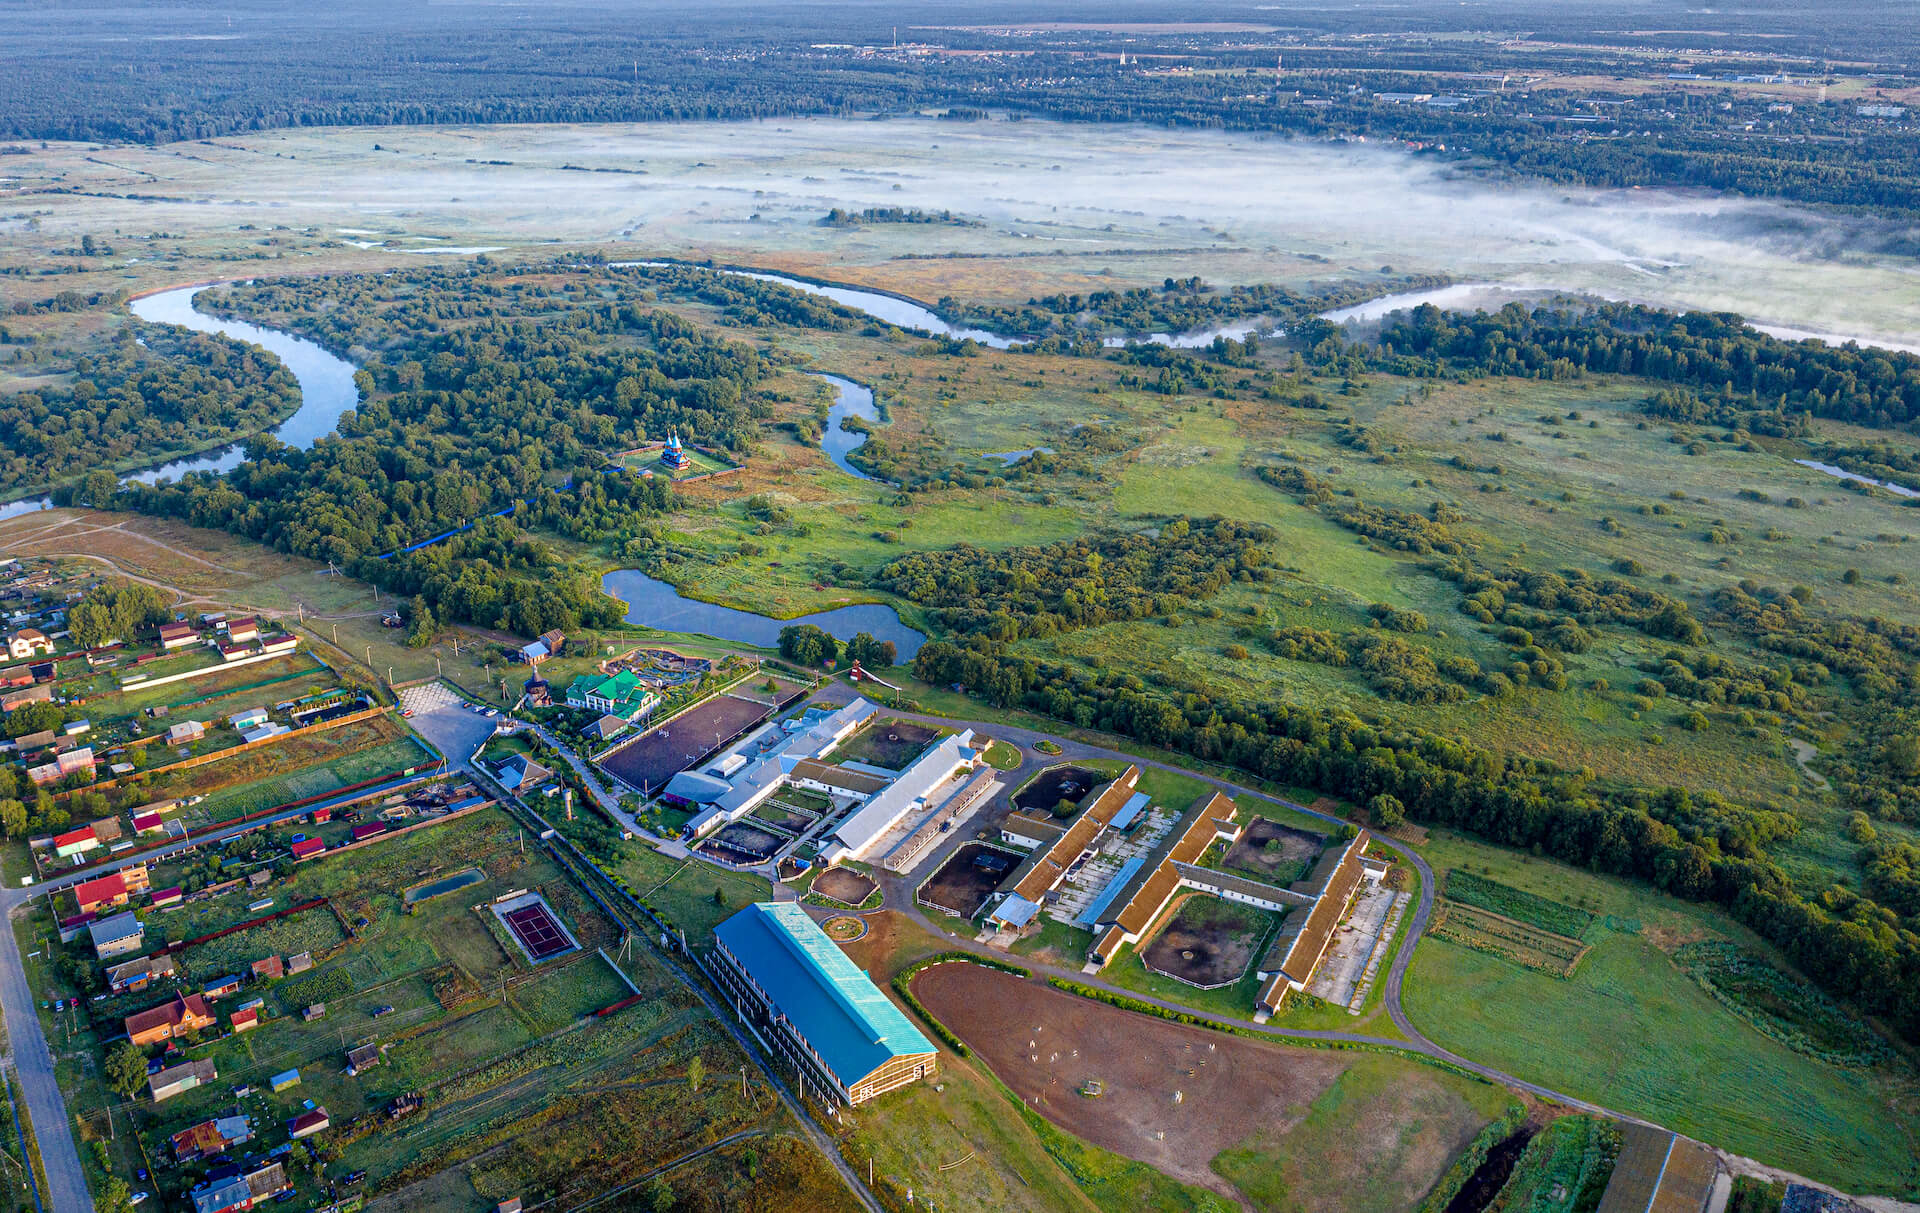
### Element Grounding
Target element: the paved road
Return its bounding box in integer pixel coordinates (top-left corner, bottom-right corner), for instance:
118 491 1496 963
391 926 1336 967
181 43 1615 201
0 924 84 1213
0 768 442 1213
806 689 1644 1123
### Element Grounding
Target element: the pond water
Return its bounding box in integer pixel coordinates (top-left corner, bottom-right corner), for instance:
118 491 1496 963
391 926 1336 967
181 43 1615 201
811 373 882 480
403 867 486 905
983 447 1054 465
1 284 362 519
1794 460 1920 499
601 569 926 659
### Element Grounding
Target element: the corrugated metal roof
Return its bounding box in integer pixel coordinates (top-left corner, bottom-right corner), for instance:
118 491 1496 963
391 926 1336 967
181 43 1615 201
828 729 974 856
1109 792 1150 832
715 902 932 1089
1073 856 1147 928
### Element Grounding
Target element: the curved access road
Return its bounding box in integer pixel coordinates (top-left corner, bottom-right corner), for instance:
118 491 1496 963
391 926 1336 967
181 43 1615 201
804 689 1644 1125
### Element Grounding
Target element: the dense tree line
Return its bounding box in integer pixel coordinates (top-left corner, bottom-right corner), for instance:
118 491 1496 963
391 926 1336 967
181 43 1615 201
940 274 1452 342
872 518 1276 639
0 324 298 495
910 633 1920 1042
1372 302 1920 430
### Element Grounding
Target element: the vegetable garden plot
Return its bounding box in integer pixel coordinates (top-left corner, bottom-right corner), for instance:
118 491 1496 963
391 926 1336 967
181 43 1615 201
1429 902 1590 978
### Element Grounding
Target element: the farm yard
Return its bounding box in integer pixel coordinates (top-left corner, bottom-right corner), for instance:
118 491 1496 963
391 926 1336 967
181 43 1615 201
917 842 1018 918
912 963 1514 1210
1138 893 1272 989
833 718 943 771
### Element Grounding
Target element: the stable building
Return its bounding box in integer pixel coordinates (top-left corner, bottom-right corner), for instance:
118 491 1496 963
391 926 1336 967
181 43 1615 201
1081 792 1246 966
1254 830 1373 1016
818 729 980 864
712 902 936 1107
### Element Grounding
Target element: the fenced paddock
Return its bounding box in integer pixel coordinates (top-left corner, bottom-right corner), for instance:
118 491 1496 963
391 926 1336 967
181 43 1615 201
918 842 1020 918
1139 893 1273 989
599 693 774 792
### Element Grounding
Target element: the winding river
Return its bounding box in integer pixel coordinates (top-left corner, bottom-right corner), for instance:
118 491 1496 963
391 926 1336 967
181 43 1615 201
0 284 363 520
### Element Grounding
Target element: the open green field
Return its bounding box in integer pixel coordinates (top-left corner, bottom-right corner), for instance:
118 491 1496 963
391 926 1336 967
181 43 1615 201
1210 1054 1516 1213
1402 830 1920 1196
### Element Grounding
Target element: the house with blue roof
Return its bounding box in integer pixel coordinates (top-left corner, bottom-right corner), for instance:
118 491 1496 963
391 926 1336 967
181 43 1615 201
711 902 937 1106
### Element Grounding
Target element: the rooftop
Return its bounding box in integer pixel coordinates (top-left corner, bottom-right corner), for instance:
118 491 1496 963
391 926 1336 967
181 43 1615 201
715 902 934 1089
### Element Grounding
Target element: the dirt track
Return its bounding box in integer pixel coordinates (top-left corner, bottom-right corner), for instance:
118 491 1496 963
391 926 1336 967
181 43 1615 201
913 963 1346 1201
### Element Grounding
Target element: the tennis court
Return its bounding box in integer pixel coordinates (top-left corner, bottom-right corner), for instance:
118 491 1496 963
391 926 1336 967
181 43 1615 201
492 892 580 963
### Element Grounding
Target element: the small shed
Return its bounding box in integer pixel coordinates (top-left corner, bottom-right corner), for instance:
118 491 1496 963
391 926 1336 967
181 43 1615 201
269 1069 301 1093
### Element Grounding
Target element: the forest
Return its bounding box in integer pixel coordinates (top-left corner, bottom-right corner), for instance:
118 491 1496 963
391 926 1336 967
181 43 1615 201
51 264 804 633
4 1 1919 214
0 323 299 495
1367 303 1920 430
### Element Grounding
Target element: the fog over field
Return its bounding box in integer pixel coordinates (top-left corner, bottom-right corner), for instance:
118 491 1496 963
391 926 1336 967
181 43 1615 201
15 116 1920 347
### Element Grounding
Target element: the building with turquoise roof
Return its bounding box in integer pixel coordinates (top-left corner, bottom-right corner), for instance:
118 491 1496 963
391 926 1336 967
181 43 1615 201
711 902 937 1106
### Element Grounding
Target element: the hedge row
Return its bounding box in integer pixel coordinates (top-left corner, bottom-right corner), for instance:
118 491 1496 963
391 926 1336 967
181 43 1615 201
891 952 1032 1058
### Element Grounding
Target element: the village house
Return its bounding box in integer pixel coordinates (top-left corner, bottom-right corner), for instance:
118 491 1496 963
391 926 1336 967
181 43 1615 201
6 628 53 660
224 617 260 644
157 621 198 651
149 1058 217 1103
72 868 144 915
166 720 206 746
287 1107 331 1139
53 825 100 859
88 911 144 959
171 1114 253 1163
562 669 657 720
126 991 217 1046
187 1159 288 1213
106 952 178 994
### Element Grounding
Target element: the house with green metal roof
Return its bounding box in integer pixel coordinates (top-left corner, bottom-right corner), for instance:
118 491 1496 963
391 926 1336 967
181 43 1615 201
563 670 658 721
711 902 937 1106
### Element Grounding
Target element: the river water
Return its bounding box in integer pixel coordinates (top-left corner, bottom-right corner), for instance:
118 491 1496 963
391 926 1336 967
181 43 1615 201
812 372 882 480
0 284 363 520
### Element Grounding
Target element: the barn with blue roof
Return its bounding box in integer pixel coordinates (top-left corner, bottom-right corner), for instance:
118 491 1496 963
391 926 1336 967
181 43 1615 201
711 902 937 1106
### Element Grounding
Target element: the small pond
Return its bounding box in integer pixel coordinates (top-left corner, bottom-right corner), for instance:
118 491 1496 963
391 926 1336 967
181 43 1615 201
404 868 486 906
600 569 925 660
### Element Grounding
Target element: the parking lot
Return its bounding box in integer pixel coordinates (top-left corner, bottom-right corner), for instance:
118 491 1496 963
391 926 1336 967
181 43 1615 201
399 682 501 768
